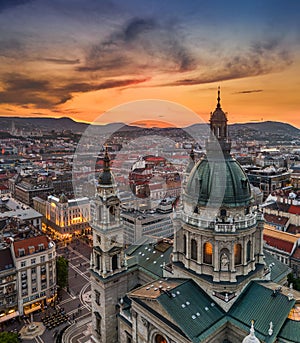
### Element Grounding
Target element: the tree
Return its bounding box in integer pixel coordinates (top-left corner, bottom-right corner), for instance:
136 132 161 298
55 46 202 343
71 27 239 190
0 332 19 343
56 256 69 290
287 273 300 291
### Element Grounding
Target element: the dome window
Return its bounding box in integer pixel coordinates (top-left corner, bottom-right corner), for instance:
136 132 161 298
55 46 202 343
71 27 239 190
241 179 248 189
155 334 167 343
203 242 213 264
234 244 242 265
191 239 197 261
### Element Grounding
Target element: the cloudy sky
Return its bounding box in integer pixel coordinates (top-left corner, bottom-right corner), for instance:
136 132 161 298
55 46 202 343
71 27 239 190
0 0 300 127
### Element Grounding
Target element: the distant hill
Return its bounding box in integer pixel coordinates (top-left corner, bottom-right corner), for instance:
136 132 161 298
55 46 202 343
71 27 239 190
228 121 300 142
0 117 299 143
0 116 88 133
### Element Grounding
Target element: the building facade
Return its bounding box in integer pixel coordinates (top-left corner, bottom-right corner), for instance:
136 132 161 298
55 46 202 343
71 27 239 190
45 194 90 240
12 235 56 316
0 247 18 326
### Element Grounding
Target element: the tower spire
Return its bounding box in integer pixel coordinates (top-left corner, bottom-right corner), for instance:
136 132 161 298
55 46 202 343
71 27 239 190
217 86 221 108
103 145 110 172
98 145 113 185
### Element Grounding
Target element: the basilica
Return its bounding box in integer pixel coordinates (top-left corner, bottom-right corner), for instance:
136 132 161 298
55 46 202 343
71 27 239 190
89 91 300 343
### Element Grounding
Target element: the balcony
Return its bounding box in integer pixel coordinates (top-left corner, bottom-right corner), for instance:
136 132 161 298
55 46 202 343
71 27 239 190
180 212 257 232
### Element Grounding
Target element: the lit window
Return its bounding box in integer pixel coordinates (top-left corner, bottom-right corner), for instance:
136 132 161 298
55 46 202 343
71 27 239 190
234 244 242 265
155 334 167 343
203 242 213 264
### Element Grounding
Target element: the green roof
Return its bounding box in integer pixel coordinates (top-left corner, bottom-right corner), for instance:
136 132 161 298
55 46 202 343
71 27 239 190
157 280 225 342
264 250 292 283
126 243 172 278
186 156 252 208
278 319 300 342
229 281 296 343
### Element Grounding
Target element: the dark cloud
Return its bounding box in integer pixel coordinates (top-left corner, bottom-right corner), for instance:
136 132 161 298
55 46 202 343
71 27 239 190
234 90 263 94
0 73 149 107
78 17 196 74
0 0 32 13
38 58 81 65
166 37 293 86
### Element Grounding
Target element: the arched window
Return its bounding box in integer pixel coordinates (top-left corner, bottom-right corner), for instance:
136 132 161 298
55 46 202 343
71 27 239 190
112 254 118 271
234 244 242 265
155 334 167 343
94 312 101 337
220 209 227 217
203 242 213 264
109 206 115 222
183 234 187 255
247 241 251 262
191 239 197 260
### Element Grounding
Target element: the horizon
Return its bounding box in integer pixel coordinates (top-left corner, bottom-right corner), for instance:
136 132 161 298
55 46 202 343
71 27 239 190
0 1 300 128
1 115 299 130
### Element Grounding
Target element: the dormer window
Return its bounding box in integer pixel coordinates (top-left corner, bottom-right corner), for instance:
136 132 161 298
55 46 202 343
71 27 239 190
18 248 25 257
38 243 45 251
28 246 35 254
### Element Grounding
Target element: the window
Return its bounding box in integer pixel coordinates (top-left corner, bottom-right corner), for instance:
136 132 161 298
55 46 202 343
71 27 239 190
112 255 118 271
19 248 25 257
246 241 251 262
40 256 45 263
220 209 227 217
203 242 213 264
48 253 52 259
234 244 242 265
126 332 132 343
31 258 36 265
32 287 37 293
28 246 35 254
183 234 187 255
38 243 45 251
95 290 100 306
191 239 197 261
21 261 26 268
31 267 36 274
155 334 167 343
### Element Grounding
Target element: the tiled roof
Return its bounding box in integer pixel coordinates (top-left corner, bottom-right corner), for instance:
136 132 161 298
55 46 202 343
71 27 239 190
264 235 295 253
264 213 289 226
263 227 298 253
229 281 296 342
264 251 291 283
130 279 225 343
291 247 300 260
289 205 300 215
157 280 225 342
278 319 300 342
13 235 50 258
264 202 290 212
126 242 172 278
0 247 14 270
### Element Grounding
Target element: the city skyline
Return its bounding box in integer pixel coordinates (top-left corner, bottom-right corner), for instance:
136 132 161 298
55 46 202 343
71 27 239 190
0 1 300 127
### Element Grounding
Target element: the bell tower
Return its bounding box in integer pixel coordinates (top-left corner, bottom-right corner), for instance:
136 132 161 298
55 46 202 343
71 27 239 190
171 89 265 311
90 148 128 343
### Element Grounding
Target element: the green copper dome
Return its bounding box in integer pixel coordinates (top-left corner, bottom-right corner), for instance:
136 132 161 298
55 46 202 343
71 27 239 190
186 155 252 208
185 88 253 208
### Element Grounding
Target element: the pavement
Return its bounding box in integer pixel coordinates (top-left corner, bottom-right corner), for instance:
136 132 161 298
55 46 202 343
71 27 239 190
2 237 94 343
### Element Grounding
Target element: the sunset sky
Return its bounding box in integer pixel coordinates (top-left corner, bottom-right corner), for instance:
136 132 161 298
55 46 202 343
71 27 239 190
0 0 300 127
